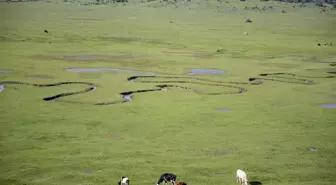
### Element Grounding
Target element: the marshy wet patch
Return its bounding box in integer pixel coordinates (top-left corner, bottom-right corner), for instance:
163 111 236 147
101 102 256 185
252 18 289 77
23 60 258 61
258 62 301 69
189 68 225 75
218 108 231 112
77 72 104 79
0 36 22 43
286 55 319 63
0 84 4 92
65 68 156 75
313 92 336 99
319 103 336 109
0 69 14 74
192 52 215 59
84 170 93 174
63 56 98 61
25 74 54 79
96 36 176 47
34 54 109 61
162 49 194 56
97 36 140 44
32 53 140 63
162 49 216 59
107 135 125 140
194 148 236 156
68 18 104 21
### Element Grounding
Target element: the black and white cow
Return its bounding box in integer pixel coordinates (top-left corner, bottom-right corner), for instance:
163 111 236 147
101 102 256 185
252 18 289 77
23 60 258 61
118 176 130 185
156 173 177 185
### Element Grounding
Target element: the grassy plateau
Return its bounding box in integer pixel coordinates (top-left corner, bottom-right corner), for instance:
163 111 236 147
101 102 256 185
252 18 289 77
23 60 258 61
0 0 336 185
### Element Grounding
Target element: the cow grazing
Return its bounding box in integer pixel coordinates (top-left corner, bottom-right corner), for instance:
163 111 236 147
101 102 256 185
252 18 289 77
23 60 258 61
245 18 252 23
172 181 187 185
44 29 49 34
156 173 177 185
118 176 130 185
236 169 248 185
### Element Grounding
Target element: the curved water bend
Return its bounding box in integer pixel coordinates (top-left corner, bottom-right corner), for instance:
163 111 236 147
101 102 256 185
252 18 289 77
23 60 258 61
0 81 97 102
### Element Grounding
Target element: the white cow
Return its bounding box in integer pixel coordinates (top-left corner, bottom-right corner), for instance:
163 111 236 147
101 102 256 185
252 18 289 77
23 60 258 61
236 169 248 185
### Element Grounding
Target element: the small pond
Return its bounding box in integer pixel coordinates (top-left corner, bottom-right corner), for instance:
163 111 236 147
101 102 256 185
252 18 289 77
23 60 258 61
218 108 231 112
189 68 225 75
320 103 336 109
0 85 4 92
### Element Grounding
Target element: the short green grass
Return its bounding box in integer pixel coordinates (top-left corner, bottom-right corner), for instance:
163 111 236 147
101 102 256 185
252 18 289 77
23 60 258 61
0 1 336 185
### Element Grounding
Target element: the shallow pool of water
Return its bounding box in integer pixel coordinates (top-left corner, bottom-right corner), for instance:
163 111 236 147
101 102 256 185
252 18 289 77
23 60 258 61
189 68 225 75
320 103 336 108
123 94 133 101
0 85 4 92
218 108 231 112
84 170 93 174
0 70 13 74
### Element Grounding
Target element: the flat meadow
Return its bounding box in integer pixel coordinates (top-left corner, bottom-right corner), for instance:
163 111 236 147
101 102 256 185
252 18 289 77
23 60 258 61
0 0 335 185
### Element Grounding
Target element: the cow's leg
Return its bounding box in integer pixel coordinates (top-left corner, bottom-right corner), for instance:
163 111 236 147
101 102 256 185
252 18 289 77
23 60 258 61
157 178 163 185
163 177 168 185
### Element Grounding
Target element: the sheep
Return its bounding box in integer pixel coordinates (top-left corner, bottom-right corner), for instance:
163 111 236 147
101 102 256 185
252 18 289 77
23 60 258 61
244 32 248 35
118 176 130 185
156 173 177 185
172 181 187 185
236 169 248 185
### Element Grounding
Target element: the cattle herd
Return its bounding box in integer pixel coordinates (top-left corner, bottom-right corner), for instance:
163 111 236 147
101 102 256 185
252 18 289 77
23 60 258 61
118 169 249 185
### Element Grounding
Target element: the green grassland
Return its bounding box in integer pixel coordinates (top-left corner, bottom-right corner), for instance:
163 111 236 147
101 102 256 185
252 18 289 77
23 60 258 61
0 0 336 185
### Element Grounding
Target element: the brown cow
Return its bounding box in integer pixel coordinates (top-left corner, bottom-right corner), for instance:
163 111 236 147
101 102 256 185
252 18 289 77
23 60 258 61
172 181 187 185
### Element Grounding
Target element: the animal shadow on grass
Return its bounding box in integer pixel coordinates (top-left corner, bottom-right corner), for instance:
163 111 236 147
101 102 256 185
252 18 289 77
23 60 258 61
249 181 262 185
